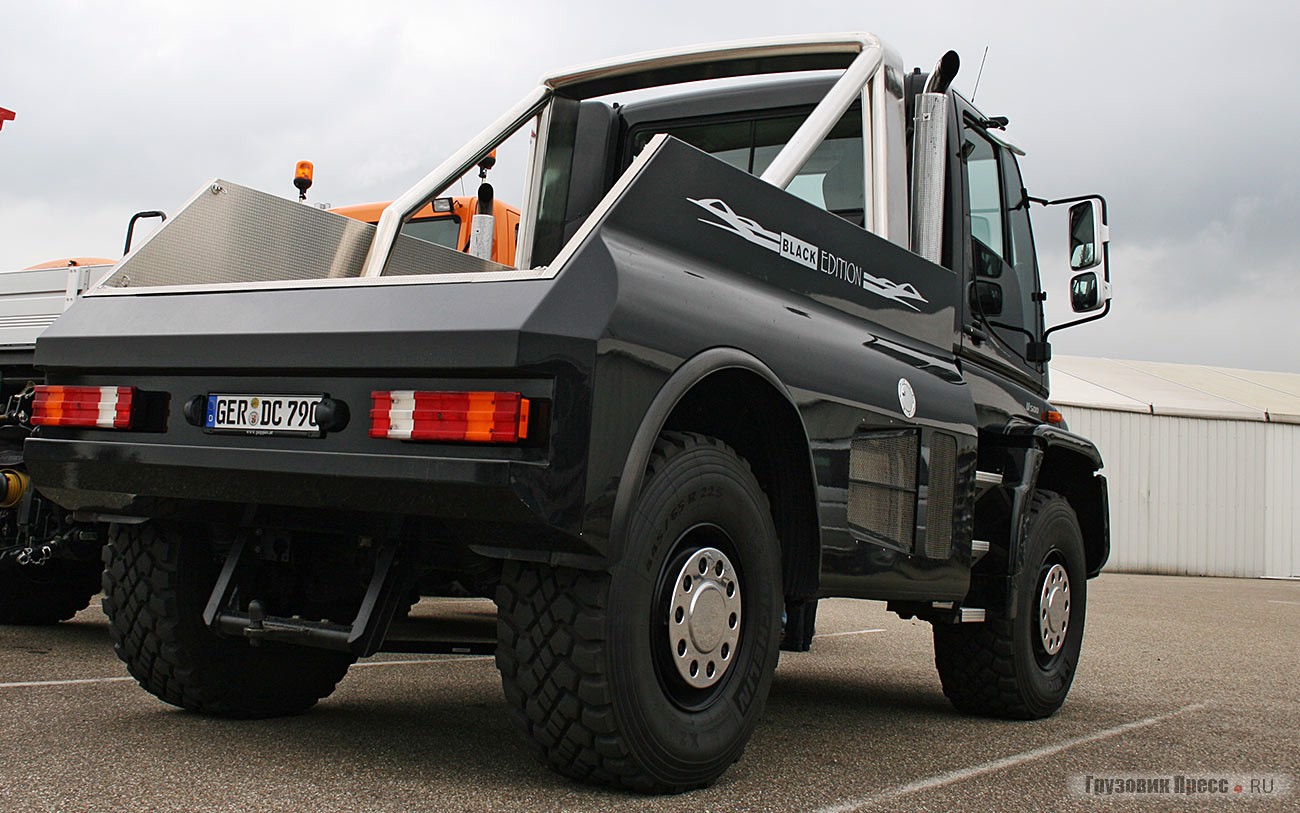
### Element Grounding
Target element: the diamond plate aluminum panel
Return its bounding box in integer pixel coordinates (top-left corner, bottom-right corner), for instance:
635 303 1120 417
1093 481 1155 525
100 180 508 292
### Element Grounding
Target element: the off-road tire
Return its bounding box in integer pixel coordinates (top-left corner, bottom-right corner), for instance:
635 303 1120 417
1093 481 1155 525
496 432 782 792
102 522 354 718
933 490 1087 719
0 559 101 625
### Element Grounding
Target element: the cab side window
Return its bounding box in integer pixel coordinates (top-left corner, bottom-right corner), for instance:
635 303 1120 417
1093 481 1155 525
1001 154 1042 346
963 133 1004 259
629 110 865 225
961 123 1041 366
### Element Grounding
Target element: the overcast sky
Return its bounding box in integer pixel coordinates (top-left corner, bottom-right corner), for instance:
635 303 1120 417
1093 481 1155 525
2 1 1297 372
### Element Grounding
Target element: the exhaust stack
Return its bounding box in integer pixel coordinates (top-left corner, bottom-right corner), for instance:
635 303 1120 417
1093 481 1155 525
910 51 959 265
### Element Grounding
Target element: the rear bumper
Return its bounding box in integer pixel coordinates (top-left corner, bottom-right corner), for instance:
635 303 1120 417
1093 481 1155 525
24 435 594 558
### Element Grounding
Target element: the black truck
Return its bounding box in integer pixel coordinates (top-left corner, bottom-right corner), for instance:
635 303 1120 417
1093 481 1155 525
24 35 1112 792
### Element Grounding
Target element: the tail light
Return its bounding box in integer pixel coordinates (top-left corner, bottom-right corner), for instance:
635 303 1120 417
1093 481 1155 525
370 390 530 443
32 385 137 429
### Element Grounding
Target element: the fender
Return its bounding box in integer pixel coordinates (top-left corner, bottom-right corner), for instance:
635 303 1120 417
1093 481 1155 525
607 347 818 570
993 423 1110 617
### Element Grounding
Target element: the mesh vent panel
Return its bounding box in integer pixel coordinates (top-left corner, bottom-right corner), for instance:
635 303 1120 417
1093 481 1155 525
925 433 957 559
848 482 916 549
847 432 918 551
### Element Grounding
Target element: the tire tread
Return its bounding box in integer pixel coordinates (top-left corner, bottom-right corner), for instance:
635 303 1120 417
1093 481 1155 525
495 432 764 793
102 523 352 718
933 490 1081 720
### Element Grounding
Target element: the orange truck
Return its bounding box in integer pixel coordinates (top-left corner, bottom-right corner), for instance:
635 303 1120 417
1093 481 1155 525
332 197 519 264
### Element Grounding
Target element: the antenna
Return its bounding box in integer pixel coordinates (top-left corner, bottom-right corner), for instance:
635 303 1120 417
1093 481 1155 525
971 46 989 102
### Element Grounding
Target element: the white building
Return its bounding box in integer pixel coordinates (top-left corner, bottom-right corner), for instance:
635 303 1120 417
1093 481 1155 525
1049 356 1300 579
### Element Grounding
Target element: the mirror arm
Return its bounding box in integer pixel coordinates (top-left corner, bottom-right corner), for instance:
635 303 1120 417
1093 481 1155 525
1030 194 1103 208
1045 299 1111 340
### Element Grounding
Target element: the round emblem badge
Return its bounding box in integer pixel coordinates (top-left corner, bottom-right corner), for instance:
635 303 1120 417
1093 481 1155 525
897 378 917 418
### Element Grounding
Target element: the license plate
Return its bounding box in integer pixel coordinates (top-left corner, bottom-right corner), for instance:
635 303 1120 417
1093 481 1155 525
204 394 323 436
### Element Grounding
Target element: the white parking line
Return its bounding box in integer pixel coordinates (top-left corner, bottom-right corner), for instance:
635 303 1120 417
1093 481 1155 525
815 628 886 638
0 655 493 690
813 703 1209 813
1268 600 1300 606
0 676 134 689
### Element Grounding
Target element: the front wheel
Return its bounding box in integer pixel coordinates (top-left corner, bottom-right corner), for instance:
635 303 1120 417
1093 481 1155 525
496 432 782 792
933 491 1088 719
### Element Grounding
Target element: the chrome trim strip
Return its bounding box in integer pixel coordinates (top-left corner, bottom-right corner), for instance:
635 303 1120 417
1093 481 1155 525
360 86 552 278
759 39 883 190
871 45 908 246
541 132 670 275
860 91 875 236
84 266 555 297
515 102 552 270
543 33 873 92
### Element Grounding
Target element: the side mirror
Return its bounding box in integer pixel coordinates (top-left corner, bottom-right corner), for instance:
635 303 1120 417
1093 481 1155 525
1069 271 1104 312
1035 193 1111 340
1068 200 1103 271
969 280 1004 316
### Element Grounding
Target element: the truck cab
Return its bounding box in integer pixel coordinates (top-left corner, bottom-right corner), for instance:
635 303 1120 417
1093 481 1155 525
24 34 1111 793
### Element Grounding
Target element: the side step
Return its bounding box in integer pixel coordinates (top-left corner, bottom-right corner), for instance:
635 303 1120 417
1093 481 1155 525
930 601 986 623
975 470 1003 491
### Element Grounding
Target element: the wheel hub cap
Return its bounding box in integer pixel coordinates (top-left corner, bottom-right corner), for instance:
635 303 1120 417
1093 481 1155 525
1038 562 1071 655
668 547 741 689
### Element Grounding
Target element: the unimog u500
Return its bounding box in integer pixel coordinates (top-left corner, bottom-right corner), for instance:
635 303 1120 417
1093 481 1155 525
25 34 1112 792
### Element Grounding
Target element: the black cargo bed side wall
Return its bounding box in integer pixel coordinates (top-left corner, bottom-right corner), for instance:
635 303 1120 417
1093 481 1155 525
550 136 978 601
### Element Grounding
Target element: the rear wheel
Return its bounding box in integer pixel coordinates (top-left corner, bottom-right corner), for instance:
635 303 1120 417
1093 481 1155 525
933 491 1088 718
496 432 782 792
0 558 101 625
102 522 354 718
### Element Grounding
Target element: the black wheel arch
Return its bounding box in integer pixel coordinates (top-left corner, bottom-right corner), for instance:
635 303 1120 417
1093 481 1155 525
609 348 821 599
975 423 1110 616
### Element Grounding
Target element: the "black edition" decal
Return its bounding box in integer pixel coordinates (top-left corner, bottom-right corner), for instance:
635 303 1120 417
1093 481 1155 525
688 197 928 311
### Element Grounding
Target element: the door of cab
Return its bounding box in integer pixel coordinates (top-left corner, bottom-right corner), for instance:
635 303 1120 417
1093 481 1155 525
955 107 1047 393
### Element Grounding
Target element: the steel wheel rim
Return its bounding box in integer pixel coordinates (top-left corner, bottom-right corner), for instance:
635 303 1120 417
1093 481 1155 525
666 545 742 690
1038 561 1071 656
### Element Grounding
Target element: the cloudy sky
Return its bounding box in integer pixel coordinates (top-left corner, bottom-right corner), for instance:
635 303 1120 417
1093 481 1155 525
2 1 1297 372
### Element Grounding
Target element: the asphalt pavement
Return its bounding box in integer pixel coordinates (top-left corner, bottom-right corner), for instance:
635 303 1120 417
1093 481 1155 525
1 573 1297 812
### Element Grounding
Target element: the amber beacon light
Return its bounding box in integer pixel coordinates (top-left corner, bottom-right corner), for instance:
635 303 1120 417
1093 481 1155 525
294 160 314 201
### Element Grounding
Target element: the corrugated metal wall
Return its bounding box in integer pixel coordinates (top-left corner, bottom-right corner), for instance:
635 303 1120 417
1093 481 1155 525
1058 407 1297 578
1265 424 1300 579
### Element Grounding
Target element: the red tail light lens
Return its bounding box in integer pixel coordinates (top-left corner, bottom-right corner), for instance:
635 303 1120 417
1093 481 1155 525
32 385 136 429
370 391 530 443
